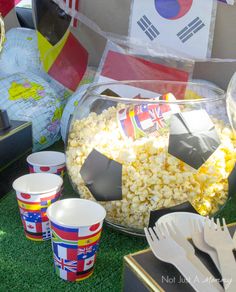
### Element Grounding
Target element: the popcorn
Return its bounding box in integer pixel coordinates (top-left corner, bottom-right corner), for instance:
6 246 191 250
67 105 236 230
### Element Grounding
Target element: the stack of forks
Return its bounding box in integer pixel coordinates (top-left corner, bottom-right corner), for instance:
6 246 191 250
145 217 236 291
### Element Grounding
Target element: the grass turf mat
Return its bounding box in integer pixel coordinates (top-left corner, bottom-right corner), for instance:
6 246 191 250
1 140 236 291
0 174 147 291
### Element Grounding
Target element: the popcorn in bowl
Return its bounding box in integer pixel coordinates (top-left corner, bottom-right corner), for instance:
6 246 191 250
66 104 236 232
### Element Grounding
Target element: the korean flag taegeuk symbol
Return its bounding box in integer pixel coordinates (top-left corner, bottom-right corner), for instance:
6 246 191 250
54 254 77 273
129 0 216 58
154 0 193 20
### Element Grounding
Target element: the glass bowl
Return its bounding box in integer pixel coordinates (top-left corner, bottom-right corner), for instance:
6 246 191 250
66 80 236 236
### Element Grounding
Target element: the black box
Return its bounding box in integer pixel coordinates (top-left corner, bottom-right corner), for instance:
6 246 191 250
0 120 32 196
123 223 236 292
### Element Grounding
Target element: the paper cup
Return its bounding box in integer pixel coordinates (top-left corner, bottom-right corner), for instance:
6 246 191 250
47 199 106 282
27 151 66 176
13 173 63 241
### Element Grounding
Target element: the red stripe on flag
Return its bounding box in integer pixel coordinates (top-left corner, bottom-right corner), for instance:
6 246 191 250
25 232 42 240
78 229 101 240
73 19 78 27
41 192 61 202
123 113 135 138
73 0 79 27
101 51 189 81
67 271 77 281
77 259 85 272
52 224 78 241
36 222 43 233
48 32 88 91
75 0 79 10
18 198 40 205
101 51 189 99
79 239 100 248
67 248 78 261
41 214 49 222
76 268 94 279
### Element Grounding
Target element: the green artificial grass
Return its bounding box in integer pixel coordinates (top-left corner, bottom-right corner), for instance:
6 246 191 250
0 138 147 292
1 140 236 291
0 174 147 292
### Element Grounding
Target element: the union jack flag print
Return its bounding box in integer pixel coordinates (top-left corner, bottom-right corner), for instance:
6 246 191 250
147 104 166 128
50 221 104 281
54 254 78 281
54 254 77 273
78 243 99 260
118 93 179 140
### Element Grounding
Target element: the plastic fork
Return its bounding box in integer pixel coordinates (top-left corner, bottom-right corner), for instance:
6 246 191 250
191 219 221 272
144 226 218 292
233 231 236 249
159 222 223 291
204 218 236 291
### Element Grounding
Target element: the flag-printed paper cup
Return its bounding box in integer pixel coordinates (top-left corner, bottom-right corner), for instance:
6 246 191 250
46 198 106 282
13 173 63 241
27 151 66 177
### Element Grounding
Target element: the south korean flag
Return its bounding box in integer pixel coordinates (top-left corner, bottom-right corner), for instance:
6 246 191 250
129 0 217 58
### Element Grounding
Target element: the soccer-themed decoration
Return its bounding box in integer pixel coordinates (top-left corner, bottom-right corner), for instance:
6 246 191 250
148 201 198 228
228 163 236 199
168 110 221 169
80 149 123 201
129 0 216 58
51 221 103 281
117 93 180 140
0 72 63 151
16 191 62 241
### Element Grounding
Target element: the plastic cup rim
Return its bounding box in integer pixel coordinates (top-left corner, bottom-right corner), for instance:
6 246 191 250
27 151 66 167
12 173 63 195
47 198 106 228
